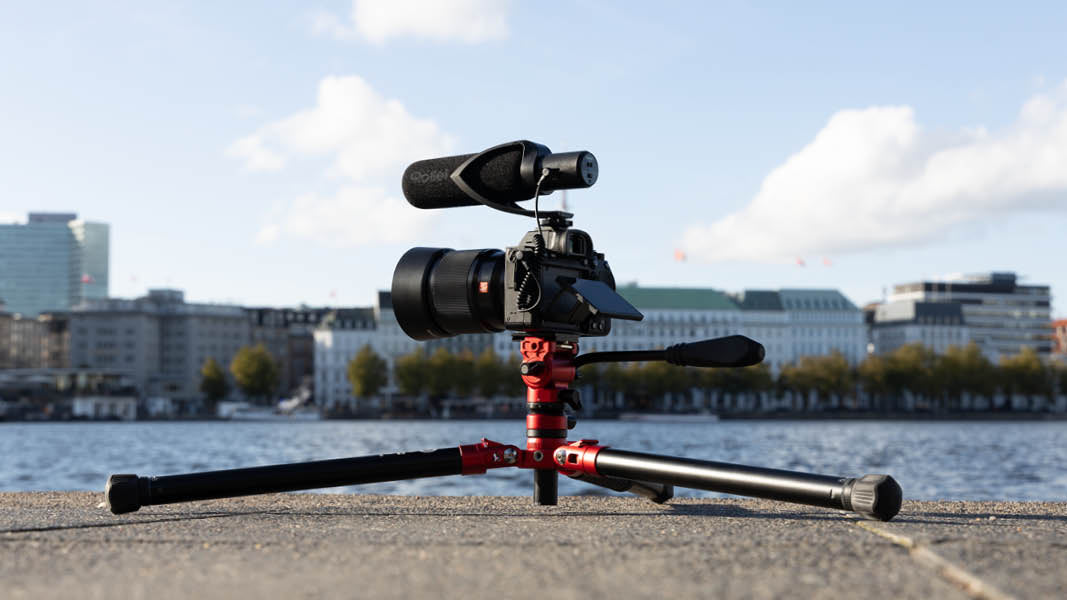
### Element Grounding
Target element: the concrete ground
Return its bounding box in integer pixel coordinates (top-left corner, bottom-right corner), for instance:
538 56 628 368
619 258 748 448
1 492 1064 599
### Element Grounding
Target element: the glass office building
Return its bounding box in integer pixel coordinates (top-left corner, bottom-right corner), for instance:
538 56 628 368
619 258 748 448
0 213 109 316
887 272 1051 361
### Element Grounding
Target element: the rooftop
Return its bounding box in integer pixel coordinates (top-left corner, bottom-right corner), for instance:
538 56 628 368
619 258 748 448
616 286 739 311
778 289 859 311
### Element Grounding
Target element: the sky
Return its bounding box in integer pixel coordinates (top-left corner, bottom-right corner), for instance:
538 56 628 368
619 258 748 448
2 1 1066 316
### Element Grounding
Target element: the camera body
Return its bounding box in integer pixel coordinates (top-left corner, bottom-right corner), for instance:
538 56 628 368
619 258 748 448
391 141 643 342
504 227 618 338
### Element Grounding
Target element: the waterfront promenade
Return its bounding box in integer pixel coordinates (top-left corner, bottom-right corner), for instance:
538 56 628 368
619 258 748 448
2 493 1063 599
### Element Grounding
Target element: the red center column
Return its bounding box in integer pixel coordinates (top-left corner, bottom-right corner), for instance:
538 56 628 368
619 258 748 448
519 337 577 505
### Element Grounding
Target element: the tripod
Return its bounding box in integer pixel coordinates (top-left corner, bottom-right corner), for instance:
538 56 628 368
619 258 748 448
105 336 902 521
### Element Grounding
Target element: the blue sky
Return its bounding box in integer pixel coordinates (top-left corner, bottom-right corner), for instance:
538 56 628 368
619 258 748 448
2 1 1066 316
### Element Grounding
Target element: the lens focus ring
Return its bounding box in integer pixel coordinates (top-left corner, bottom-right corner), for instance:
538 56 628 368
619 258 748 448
430 250 483 335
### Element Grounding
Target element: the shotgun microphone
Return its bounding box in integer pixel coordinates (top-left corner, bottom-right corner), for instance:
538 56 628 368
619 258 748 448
401 140 598 210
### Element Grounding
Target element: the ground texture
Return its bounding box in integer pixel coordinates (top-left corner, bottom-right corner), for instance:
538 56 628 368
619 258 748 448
2 493 1063 599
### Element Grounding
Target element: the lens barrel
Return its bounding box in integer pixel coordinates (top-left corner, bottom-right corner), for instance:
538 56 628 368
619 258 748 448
391 247 506 340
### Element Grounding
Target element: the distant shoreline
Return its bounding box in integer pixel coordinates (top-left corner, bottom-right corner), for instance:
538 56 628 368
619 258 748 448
2 413 1066 423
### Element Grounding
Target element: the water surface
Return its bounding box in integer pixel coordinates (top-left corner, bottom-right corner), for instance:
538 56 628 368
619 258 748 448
2 420 1064 501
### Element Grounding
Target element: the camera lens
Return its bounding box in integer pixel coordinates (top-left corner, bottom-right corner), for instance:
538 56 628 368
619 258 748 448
391 247 506 340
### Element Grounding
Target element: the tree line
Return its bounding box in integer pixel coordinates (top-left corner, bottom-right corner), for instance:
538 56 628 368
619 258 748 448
344 342 1067 414
200 342 1067 414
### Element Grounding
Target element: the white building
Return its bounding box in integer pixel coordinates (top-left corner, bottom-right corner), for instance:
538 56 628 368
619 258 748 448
884 272 1051 362
0 213 109 316
312 286 868 409
313 306 387 411
610 286 865 374
869 301 970 356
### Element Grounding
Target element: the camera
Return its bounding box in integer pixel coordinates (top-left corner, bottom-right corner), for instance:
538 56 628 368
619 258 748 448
391 140 643 341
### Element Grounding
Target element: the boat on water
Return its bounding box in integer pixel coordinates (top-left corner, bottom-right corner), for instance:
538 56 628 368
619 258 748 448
617 412 719 424
217 388 321 421
226 405 322 421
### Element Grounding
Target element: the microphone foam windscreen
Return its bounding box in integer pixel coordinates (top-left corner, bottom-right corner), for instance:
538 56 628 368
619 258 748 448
402 148 530 209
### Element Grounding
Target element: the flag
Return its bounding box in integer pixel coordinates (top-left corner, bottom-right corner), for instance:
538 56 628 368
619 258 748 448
822 257 833 267
673 249 687 262
80 274 94 284
795 258 806 267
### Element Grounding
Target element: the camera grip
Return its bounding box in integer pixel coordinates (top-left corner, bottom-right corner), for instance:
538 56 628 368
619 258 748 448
664 335 765 368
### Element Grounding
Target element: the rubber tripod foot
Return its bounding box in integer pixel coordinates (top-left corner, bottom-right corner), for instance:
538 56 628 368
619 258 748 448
105 474 142 515
848 474 902 521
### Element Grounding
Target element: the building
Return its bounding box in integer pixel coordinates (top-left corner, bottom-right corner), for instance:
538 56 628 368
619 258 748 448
1052 319 1067 360
313 306 387 411
610 286 865 373
0 213 109 316
0 298 70 370
884 272 1051 361
38 312 70 369
311 285 868 410
245 306 333 394
70 290 249 399
0 299 10 369
868 301 970 355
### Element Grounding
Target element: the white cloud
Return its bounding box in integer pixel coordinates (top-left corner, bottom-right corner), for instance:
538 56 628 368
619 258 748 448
226 134 285 171
261 187 434 248
232 75 454 247
313 0 512 44
229 75 454 180
682 82 1067 263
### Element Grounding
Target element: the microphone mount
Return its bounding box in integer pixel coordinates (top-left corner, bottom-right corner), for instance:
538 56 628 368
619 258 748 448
449 140 588 222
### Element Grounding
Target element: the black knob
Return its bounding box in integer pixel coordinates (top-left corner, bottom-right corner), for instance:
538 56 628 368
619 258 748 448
846 474 902 521
559 389 582 412
520 361 545 376
106 474 143 515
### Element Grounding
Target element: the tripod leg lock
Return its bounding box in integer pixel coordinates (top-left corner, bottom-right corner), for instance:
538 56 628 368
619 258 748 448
551 439 605 477
458 439 522 475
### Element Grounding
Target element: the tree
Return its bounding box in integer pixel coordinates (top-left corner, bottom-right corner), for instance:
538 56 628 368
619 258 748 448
502 355 527 397
199 357 229 406
885 344 938 411
936 343 994 410
1057 363 1067 397
779 361 818 411
451 349 476 398
857 354 889 412
347 345 388 399
810 351 854 409
393 348 428 397
474 348 505 398
999 347 1051 410
426 347 456 397
229 344 279 403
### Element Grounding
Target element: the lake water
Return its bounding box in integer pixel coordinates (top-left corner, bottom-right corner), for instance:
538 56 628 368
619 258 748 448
2 420 1064 501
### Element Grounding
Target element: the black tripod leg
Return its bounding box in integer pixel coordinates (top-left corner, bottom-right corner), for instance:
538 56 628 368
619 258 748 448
568 472 674 504
533 469 557 505
105 448 464 515
580 448 902 521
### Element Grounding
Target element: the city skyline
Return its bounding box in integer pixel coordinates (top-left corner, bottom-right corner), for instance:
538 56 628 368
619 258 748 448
3 2 1067 317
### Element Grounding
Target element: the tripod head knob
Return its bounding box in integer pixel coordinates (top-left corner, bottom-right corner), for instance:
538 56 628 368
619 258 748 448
844 474 902 521
106 474 143 515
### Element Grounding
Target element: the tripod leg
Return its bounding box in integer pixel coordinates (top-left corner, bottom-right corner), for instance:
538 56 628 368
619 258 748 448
555 445 902 521
533 469 557 505
568 473 674 504
106 447 465 515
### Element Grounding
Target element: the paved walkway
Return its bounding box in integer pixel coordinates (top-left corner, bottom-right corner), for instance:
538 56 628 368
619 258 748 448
2 493 1063 599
